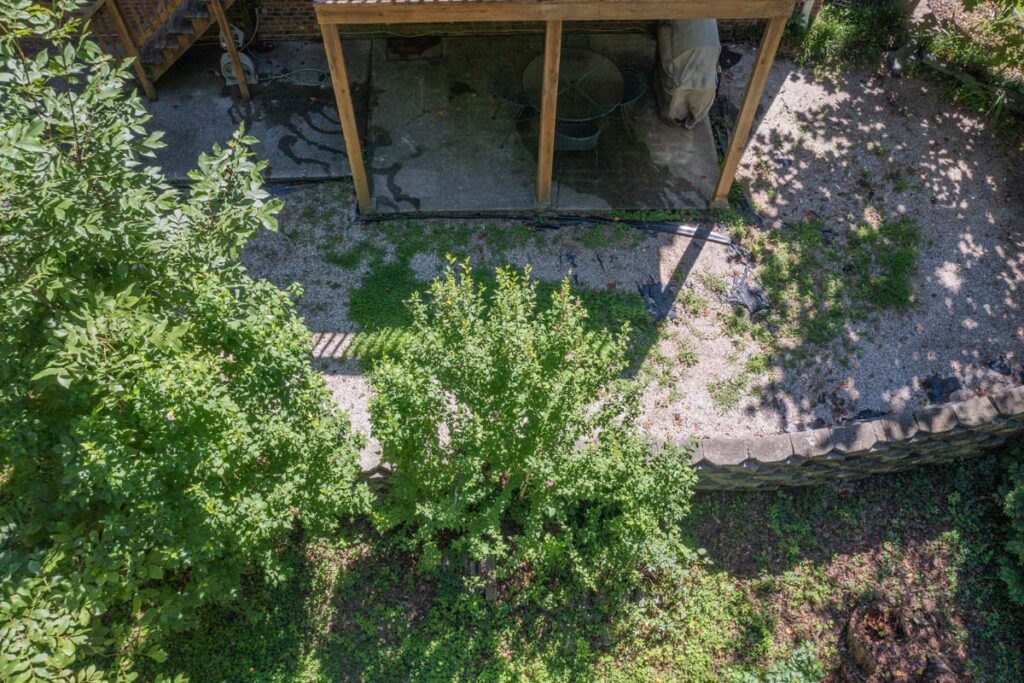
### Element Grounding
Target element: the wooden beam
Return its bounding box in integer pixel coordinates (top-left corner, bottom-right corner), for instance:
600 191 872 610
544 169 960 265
81 0 107 21
103 0 156 101
315 0 796 25
209 0 250 101
535 19 563 209
711 14 787 207
321 24 373 213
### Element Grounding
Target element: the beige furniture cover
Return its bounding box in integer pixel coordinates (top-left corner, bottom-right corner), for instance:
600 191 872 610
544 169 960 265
657 19 721 129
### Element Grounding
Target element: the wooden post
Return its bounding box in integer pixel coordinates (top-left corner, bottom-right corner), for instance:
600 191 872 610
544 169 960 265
535 20 563 209
104 0 156 101
321 24 372 213
209 0 251 101
711 15 787 207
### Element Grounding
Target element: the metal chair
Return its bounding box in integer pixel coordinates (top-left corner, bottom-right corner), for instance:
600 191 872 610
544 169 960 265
616 70 649 139
555 121 603 168
490 76 537 148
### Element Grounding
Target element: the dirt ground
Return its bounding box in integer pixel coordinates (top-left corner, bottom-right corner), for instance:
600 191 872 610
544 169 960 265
242 47 1024 465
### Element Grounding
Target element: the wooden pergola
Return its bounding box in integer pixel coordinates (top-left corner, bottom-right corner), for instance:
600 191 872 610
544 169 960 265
315 0 794 213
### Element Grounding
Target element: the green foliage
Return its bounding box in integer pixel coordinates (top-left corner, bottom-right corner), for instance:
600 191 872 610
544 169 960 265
846 216 919 308
344 247 656 372
1000 441 1024 604
146 455 1024 681
681 287 710 316
924 4 1024 124
800 0 909 68
952 1 1024 85
369 262 696 604
324 238 385 268
737 216 919 351
708 375 748 412
728 642 825 683
578 223 643 250
0 2 367 678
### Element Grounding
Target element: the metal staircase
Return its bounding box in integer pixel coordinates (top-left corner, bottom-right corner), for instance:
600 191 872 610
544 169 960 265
83 0 250 101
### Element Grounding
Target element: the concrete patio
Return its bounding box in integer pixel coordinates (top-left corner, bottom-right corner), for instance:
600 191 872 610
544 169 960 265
365 35 719 214
144 40 370 182
144 34 719 211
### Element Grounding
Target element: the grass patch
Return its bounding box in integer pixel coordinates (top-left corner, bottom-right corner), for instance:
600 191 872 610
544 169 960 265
799 0 908 69
925 10 1023 98
608 207 751 232
744 353 771 376
681 287 709 316
376 221 477 262
151 530 814 682
734 215 920 352
698 271 729 297
847 216 919 308
678 342 699 368
324 239 385 269
708 375 748 412
346 245 655 370
578 222 642 250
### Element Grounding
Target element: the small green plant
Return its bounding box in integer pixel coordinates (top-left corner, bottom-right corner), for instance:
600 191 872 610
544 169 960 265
699 271 730 297
727 641 825 682
745 353 771 375
678 343 700 368
682 287 710 315
708 375 748 412
370 262 697 605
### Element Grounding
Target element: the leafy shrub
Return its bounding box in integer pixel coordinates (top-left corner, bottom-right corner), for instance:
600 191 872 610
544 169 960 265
369 261 696 604
800 0 909 67
1000 440 1024 605
728 642 825 682
0 2 367 677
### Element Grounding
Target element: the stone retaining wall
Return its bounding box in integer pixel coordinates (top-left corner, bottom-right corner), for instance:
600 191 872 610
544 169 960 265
361 387 1024 493
691 387 1024 490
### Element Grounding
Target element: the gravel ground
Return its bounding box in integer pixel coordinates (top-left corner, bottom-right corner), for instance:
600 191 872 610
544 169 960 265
714 45 1023 432
242 48 1023 464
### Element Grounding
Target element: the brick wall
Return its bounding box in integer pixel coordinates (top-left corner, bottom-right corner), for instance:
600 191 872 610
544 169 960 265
249 0 318 39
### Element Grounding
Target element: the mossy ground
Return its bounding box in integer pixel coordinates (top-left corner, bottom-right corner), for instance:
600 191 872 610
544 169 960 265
149 453 1024 681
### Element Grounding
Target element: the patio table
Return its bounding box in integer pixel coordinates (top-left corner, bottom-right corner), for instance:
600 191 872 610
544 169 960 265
522 48 624 122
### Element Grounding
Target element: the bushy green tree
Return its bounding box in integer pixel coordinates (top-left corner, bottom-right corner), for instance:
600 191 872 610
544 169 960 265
370 261 696 605
0 2 367 678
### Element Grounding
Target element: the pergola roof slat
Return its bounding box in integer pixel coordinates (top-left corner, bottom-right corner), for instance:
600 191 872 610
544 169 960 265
314 0 796 24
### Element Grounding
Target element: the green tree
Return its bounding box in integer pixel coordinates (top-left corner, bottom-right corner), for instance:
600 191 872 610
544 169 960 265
0 2 367 678
370 261 696 606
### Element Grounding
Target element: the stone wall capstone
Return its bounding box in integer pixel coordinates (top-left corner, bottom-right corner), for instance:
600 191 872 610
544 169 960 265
690 387 1024 490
